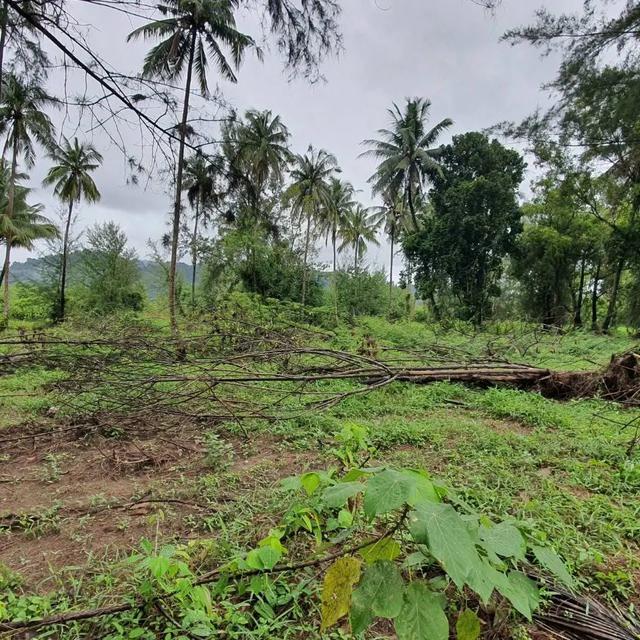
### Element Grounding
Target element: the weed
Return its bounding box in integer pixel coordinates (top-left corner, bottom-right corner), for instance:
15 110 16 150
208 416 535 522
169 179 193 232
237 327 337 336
204 431 235 471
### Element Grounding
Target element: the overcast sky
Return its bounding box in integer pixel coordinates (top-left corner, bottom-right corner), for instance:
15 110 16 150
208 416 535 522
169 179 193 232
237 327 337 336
13 0 584 271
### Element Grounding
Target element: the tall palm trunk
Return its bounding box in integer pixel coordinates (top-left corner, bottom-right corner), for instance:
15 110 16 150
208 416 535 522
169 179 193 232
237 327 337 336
407 185 418 230
58 199 74 321
332 226 338 323
191 197 200 307
2 135 18 321
301 209 312 306
0 0 8 98
573 255 586 328
388 225 395 312
168 27 196 335
591 260 601 331
603 257 625 333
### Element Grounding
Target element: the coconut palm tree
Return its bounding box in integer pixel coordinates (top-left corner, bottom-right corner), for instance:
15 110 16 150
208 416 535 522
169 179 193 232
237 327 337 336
362 97 452 229
128 0 256 334
183 152 219 305
321 178 355 277
339 204 381 271
225 110 290 225
319 178 354 321
0 72 55 320
285 146 338 305
0 163 58 285
43 137 102 321
372 190 412 309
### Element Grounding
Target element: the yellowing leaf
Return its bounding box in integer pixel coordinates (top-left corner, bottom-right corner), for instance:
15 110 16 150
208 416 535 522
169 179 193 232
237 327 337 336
320 557 362 631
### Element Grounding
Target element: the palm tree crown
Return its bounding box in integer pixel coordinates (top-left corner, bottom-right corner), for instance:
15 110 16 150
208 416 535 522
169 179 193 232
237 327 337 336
285 146 338 305
0 163 57 252
339 204 381 270
0 73 55 167
43 137 103 204
127 0 257 94
286 146 338 217
223 109 291 230
362 97 452 228
183 152 218 211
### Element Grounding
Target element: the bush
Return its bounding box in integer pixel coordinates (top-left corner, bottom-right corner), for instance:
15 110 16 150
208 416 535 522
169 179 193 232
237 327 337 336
333 269 404 318
10 283 53 321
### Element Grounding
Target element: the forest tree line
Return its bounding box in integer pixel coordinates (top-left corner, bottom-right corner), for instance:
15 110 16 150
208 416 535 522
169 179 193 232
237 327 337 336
0 0 638 333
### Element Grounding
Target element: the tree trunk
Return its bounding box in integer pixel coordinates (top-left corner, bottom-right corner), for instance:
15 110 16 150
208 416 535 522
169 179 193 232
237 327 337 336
168 27 197 335
407 185 418 230
573 255 586 328
603 258 625 333
57 199 74 322
388 226 395 312
301 210 311 306
591 260 601 331
332 227 338 323
191 197 200 307
2 134 18 321
0 0 8 98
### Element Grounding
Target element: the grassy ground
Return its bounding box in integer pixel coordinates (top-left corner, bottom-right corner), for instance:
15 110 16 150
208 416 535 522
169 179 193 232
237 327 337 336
0 314 638 638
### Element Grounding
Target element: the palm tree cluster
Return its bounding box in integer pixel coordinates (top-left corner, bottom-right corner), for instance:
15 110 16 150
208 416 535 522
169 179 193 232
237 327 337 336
0 0 453 327
0 72 103 323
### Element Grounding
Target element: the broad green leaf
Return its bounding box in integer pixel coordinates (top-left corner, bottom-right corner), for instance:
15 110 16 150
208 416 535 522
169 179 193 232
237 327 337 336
301 472 321 496
342 468 373 482
364 469 415 518
323 482 364 508
531 545 575 589
404 470 440 506
353 560 404 618
320 557 362 630
480 522 526 560
246 546 281 570
456 609 481 640
359 537 402 565
280 476 302 492
338 509 354 527
495 570 540 621
409 502 483 590
350 587 374 635
394 582 448 640
465 558 502 604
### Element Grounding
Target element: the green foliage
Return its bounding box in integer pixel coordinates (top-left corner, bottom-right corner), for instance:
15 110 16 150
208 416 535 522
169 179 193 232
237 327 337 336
405 132 525 325
278 463 574 636
204 432 234 471
476 388 570 430
202 231 324 307
333 269 397 318
77 222 145 315
9 283 52 320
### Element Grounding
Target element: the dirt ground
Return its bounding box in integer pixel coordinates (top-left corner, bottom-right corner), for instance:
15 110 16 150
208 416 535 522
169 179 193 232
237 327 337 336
0 418 316 588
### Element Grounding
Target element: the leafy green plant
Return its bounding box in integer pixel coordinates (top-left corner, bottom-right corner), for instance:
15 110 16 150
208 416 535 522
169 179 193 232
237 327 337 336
279 465 575 638
204 432 234 471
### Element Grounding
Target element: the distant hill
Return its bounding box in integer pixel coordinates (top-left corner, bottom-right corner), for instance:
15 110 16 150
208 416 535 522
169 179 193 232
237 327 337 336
11 254 194 300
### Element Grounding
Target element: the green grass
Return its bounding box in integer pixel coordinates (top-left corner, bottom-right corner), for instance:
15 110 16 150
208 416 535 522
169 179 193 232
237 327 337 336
1 313 639 637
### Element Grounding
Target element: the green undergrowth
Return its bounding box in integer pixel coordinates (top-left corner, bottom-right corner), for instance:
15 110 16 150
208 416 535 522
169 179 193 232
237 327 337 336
1 313 639 637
